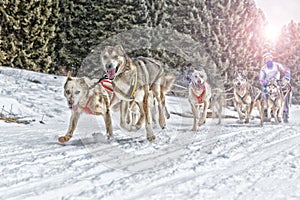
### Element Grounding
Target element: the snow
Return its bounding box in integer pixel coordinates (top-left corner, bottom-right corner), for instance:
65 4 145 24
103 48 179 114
1 66 300 200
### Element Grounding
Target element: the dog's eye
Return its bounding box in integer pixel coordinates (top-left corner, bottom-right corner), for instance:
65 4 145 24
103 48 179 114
75 91 80 95
113 55 118 60
66 90 70 95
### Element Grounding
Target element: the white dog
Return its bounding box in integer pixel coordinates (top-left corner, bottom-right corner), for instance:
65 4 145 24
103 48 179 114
58 72 113 143
188 68 212 131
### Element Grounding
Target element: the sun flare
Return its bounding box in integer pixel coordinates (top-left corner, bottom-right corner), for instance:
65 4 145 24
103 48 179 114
263 24 281 43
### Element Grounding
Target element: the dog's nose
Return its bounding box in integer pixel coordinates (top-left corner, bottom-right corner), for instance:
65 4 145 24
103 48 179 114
68 99 74 105
237 82 241 86
106 63 113 70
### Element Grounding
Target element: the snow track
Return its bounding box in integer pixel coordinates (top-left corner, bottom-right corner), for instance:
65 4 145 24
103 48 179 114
1 67 300 199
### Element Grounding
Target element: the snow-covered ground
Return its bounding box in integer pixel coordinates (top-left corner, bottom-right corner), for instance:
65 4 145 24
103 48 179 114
1 66 300 200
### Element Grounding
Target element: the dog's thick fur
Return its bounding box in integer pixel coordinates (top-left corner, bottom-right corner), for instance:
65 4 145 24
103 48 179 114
58 72 113 143
265 79 284 123
188 69 212 131
101 45 174 141
233 72 264 125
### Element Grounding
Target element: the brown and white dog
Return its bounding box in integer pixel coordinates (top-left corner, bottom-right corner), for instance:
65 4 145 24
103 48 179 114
233 72 264 125
265 79 284 123
188 68 212 131
101 44 174 141
58 72 113 143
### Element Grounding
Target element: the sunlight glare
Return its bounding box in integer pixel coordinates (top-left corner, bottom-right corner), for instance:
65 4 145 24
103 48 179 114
263 24 281 43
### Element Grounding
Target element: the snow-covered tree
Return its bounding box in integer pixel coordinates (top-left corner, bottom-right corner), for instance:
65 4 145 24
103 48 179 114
0 0 59 73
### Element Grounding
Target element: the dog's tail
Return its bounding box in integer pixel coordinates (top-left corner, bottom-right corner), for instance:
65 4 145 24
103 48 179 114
162 75 175 94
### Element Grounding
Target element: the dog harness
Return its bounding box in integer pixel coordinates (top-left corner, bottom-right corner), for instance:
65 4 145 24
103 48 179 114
236 93 247 104
192 84 206 104
113 69 138 100
83 97 93 114
99 79 113 92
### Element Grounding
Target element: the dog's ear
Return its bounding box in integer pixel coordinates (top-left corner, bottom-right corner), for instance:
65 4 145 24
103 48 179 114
233 71 239 77
241 70 248 78
67 71 72 81
79 78 88 87
116 44 125 53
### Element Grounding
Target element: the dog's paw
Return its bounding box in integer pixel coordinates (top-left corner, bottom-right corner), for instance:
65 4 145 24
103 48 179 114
58 136 70 143
134 124 142 131
107 134 115 143
198 119 206 126
147 134 156 141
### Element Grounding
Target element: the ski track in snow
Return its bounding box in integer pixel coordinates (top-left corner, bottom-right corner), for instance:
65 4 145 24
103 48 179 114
0 66 300 200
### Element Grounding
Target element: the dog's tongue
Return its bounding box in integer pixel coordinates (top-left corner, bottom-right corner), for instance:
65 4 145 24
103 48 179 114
237 85 243 90
107 69 116 79
72 105 78 111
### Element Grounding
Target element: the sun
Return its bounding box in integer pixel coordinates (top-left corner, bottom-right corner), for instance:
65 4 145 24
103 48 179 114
263 24 281 43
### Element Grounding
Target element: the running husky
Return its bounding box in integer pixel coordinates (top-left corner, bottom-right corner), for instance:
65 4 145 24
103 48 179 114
101 44 174 141
58 72 113 143
233 72 264 125
188 68 212 131
265 79 284 123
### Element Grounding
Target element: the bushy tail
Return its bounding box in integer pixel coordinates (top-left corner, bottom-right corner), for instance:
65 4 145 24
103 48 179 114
162 75 175 94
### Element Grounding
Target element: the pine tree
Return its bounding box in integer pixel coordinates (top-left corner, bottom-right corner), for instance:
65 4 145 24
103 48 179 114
275 21 300 103
56 0 149 75
0 0 59 73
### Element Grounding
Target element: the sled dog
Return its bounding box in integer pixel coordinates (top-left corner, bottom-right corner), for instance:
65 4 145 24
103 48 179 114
58 72 113 143
101 44 174 141
233 72 264 125
188 68 212 131
265 79 284 123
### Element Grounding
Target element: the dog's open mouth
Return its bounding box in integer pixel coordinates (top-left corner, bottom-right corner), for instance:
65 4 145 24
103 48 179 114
236 84 243 90
107 65 119 79
68 101 78 111
271 91 279 97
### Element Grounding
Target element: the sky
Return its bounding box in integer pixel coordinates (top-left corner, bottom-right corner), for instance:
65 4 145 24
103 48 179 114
255 0 300 41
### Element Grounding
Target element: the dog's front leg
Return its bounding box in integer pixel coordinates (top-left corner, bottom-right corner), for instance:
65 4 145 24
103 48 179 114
59 111 80 143
119 100 130 131
236 103 244 121
267 105 272 122
277 101 284 123
245 104 251 123
199 101 209 126
256 100 264 126
103 110 113 139
189 100 197 131
273 107 279 124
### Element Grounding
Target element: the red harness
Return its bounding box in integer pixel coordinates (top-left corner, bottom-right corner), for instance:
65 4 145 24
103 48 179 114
83 97 93 114
192 84 206 104
72 80 114 115
84 79 114 114
100 79 113 92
